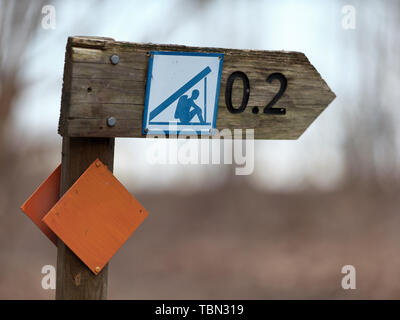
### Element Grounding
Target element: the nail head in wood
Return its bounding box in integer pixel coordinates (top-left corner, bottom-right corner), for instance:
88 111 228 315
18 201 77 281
110 54 119 65
107 117 116 127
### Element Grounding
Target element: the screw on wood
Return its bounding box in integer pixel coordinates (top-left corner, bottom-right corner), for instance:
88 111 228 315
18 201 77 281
95 266 101 273
110 54 119 65
107 117 116 127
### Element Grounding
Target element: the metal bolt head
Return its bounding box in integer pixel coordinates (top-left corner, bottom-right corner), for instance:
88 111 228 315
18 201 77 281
107 116 116 127
110 54 119 65
95 266 101 273
96 161 101 168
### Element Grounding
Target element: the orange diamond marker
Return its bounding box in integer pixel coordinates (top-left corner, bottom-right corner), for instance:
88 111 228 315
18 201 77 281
21 165 61 246
42 159 148 275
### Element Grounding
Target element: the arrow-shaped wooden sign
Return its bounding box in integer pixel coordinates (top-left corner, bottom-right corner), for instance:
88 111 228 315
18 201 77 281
58 36 335 139
52 36 336 299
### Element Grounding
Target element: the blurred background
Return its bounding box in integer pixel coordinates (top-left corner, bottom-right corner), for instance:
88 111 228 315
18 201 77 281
1 0 400 299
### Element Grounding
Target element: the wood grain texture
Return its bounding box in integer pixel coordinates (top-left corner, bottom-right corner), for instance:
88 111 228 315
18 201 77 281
55 137 115 300
59 36 335 140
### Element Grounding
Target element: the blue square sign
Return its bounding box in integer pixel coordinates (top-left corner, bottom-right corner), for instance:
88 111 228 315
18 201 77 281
142 51 224 135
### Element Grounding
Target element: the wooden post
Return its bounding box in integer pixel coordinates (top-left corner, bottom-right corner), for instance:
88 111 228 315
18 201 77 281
56 37 116 299
56 137 114 299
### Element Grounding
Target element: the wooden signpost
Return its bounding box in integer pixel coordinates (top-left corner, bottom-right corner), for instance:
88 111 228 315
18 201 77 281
23 36 335 300
59 36 335 140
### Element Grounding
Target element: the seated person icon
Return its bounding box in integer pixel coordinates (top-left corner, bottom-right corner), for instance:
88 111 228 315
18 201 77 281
174 89 205 124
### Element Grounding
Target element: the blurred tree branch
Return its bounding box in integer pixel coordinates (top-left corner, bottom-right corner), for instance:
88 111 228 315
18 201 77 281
0 0 49 163
343 1 400 189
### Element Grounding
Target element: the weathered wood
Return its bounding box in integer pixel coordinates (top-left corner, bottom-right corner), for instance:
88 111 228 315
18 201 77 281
56 137 114 300
59 36 335 139
56 39 115 299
